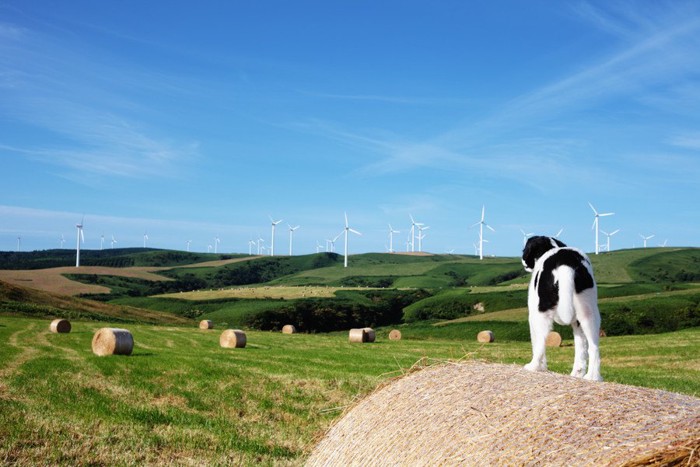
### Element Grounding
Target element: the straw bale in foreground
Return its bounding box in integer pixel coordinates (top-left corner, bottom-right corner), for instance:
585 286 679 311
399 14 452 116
388 329 402 341
199 320 214 330
220 329 246 348
306 361 700 466
476 330 494 343
49 319 71 333
91 328 133 356
282 324 297 334
545 330 562 347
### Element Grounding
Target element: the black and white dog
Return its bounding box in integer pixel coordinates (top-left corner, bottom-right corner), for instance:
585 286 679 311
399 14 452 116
521 236 602 381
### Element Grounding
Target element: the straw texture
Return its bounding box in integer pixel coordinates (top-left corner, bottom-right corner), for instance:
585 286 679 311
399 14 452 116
49 319 71 333
220 329 247 348
388 329 402 341
91 328 133 356
306 361 700 466
282 324 297 334
476 330 494 343
199 320 214 330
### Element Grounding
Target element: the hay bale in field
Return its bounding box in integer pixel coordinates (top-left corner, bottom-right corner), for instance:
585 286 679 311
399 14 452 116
282 324 297 334
220 329 247 348
91 328 133 356
306 362 700 466
388 329 402 341
476 330 495 343
348 328 365 343
545 330 562 347
199 319 214 330
49 319 71 333
363 327 376 343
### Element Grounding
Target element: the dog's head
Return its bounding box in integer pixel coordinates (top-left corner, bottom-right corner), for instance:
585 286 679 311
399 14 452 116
522 236 567 272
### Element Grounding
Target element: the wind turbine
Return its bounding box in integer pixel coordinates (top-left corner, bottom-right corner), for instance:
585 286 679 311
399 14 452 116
601 229 620 252
17 236 21 252
589 202 614 255
471 205 495 260
640 233 655 248
269 216 283 256
520 229 534 246
60 234 65 249
111 235 117 249
214 236 220 254
341 212 361 268
248 239 255 255
388 224 400 253
207 244 212 253
75 217 85 267
409 215 421 252
100 234 105 251
417 224 430 252
257 236 264 255
288 224 300 256
186 240 191 252
143 233 149 248
316 241 325 253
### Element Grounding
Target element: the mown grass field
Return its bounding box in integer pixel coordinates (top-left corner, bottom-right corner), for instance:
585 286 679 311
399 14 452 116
1 316 699 465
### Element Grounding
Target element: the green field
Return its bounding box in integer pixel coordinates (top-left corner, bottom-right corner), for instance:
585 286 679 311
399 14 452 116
1 316 698 465
1 247 699 464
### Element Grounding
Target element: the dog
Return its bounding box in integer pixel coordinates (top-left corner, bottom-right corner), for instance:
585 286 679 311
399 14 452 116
521 236 602 381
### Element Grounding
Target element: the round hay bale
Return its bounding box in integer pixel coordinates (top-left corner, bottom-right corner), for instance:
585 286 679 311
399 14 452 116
363 327 376 343
476 330 495 343
545 331 562 347
199 319 214 330
282 324 297 334
388 329 402 341
307 362 700 466
91 328 133 356
220 329 247 348
49 319 71 334
348 328 366 343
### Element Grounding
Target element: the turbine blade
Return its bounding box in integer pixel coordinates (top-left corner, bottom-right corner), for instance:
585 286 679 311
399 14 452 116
349 229 362 236
588 202 598 215
486 224 495 232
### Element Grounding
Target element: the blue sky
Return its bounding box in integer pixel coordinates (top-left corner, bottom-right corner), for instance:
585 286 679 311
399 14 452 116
2 1 699 258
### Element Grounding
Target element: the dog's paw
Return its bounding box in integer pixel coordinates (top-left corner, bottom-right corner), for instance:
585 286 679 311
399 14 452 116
584 372 603 382
571 367 586 378
524 362 545 372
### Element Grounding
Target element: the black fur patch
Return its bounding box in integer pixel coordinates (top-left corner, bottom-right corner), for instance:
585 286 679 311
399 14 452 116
522 236 566 271
537 249 594 312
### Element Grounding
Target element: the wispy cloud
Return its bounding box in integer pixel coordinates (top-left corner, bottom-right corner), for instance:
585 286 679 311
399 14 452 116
300 90 473 107
0 19 199 181
296 2 700 191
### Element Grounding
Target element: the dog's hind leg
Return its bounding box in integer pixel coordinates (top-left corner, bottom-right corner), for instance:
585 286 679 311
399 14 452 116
570 320 588 378
524 310 550 372
575 292 603 381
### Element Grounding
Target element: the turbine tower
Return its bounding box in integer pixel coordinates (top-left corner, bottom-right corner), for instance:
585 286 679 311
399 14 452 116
387 224 400 253
75 217 85 267
589 202 614 255
111 235 117 249
60 234 65 249
471 205 495 260
186 240 191 252
341 212 361 267
640 233 655 248
17 236 21 252
601 229 620 252
288 224 300 256
214 236 220 254
143 233 149 248
409 215 421 252
417 224 430 252
269 216 283 256
100 234 105 251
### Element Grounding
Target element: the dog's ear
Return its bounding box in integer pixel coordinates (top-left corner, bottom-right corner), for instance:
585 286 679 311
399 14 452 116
552 237 567 248
522 236 562 271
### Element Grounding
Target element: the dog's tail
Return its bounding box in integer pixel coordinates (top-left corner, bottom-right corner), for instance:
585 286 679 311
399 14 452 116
556 267 576 325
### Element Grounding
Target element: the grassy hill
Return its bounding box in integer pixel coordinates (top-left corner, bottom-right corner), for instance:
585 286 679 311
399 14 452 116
1 247 699 336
